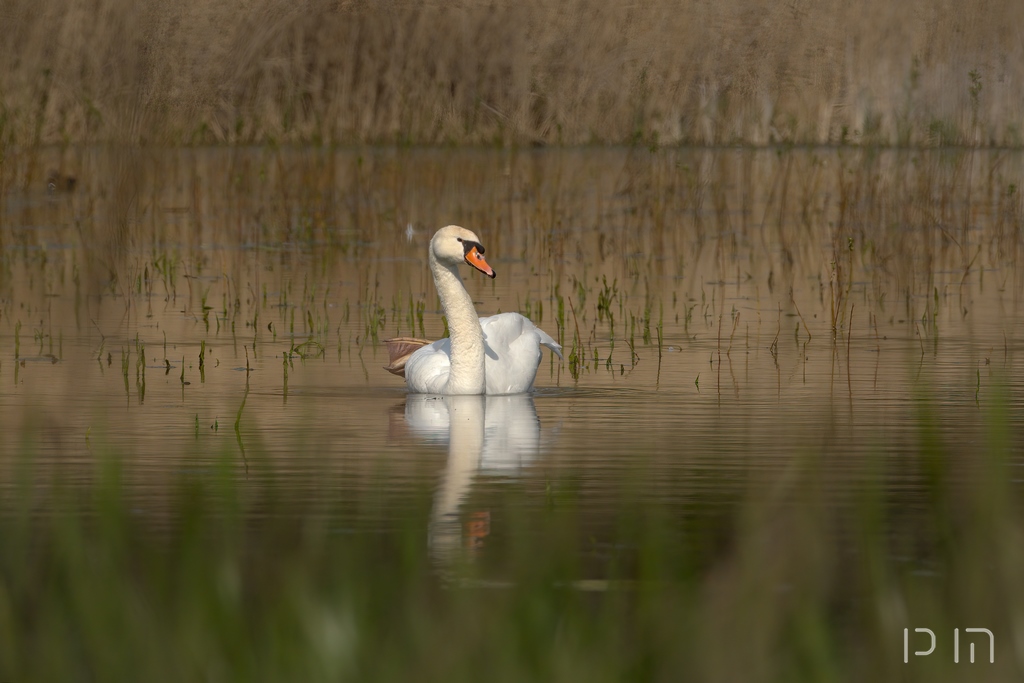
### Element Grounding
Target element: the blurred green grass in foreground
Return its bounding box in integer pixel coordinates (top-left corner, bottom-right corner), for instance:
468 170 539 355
0 390 1020 682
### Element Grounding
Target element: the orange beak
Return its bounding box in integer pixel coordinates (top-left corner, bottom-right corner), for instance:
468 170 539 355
465 245 496 278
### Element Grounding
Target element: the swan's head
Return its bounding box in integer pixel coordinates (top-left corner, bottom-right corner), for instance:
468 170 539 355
430 225 496 278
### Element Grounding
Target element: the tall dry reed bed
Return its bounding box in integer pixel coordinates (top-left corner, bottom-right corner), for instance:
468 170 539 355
1 0 1023 147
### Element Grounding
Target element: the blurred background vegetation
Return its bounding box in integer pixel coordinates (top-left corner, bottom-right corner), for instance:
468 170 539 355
1 0 1022 147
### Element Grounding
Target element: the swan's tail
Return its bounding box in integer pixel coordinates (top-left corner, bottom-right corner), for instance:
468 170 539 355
536 329 564 360
383 337 432 377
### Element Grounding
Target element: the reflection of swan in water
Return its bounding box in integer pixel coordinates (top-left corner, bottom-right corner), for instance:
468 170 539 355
403 394 542 561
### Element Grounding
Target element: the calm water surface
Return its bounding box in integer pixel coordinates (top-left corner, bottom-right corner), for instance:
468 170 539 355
1 147 1022 562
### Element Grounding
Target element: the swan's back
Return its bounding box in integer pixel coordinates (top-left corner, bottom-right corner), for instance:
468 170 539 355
404 312 562 395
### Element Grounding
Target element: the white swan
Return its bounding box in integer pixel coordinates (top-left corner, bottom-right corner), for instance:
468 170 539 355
385 225 562 395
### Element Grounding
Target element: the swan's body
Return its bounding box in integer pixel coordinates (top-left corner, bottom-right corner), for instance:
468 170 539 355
386 225 562 395
405 313 561 395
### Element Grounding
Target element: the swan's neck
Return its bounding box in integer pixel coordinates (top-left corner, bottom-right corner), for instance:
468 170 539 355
431 252 485 394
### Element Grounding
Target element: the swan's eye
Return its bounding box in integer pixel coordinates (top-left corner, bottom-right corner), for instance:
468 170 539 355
456 237 463 242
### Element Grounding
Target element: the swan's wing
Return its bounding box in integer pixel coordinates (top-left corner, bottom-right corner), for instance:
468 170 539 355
404 338 453 394
383 337 433 377
479 313 562 394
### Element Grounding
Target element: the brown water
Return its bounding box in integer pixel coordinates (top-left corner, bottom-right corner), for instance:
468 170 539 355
0 146 1022 542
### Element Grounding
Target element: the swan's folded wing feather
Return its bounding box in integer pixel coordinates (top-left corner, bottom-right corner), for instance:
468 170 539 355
383 337 433 377
534 327 563 359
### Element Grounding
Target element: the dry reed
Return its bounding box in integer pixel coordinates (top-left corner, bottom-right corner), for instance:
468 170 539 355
1 0 1023 147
